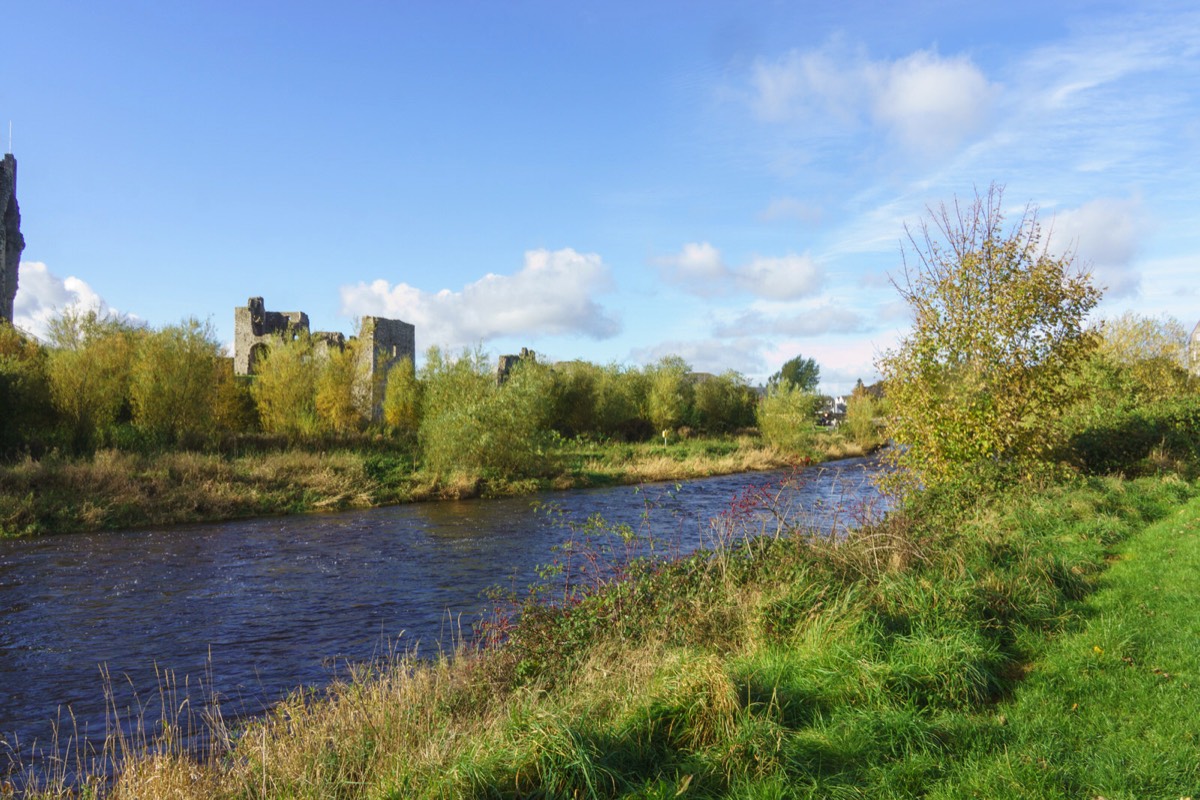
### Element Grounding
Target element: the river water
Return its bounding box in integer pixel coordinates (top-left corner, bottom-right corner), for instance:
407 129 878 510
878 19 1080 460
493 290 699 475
0 455 886 769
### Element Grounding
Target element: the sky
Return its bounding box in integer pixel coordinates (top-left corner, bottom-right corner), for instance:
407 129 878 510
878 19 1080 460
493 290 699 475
4 0 1199 393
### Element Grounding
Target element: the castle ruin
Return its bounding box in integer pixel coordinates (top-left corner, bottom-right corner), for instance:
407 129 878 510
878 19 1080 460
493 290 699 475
234 296 415 418
1191 319 1200 378
0 154 24 324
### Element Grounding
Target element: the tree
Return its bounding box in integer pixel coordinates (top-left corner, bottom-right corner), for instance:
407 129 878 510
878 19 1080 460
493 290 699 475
593 364 650 441
877 184 1101 491
314 338 367 435
756 383 819 454
646 355 694 433
693 371 757 433
768 355 820 393
250 332 319 439
1091 313 1192 402
130 318 222 446
418 347 556 479
0 322 54 455
382 356 422 439
45 309 142 450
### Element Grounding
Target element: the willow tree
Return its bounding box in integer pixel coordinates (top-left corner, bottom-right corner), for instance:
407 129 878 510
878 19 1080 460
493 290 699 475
878 185 1101 492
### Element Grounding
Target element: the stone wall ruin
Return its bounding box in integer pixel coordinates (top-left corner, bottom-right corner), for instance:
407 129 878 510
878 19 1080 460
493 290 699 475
233 296 415 418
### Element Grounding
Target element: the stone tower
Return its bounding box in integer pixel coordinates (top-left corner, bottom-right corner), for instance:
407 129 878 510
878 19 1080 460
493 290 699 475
1190 319 1200 378
0 154 24 324
356 315 416 415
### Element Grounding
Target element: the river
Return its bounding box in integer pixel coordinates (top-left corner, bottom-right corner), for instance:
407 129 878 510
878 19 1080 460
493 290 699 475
0 455 886 771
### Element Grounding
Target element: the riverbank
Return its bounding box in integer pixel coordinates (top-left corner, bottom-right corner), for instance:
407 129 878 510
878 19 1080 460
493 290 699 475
0 433 872 537
14 470 1197 797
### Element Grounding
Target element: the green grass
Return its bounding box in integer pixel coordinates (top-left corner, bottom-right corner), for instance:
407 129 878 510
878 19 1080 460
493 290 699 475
931 490 1200 798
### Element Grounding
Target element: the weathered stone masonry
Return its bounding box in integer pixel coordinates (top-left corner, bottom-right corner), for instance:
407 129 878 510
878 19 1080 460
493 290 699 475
0 154 24 324
233 296 414 418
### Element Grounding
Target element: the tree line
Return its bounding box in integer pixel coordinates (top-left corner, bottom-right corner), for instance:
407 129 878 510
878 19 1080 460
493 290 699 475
0 313 884 477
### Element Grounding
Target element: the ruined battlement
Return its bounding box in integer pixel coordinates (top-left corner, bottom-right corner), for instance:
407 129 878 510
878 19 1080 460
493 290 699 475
233 296 415 419
233 296 309 374
0 154 24 324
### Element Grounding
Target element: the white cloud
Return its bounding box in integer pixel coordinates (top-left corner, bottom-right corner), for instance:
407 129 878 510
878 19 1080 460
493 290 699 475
12 261 121 339
653 241 728 294
655 243 824 300
339 248 620 350
748 44 997 155
868 51 997 155
1047 196 1145 298
735 254 822 300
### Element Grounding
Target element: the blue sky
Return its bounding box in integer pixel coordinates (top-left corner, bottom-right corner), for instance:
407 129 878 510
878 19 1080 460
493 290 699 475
5 1 1199 392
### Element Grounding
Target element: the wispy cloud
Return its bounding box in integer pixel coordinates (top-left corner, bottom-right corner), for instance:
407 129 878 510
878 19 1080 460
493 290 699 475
759 196 824 224
713 303 865 338
340 248 620 350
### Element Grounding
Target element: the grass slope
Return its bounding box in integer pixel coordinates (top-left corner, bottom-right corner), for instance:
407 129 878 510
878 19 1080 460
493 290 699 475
934 491 1200 797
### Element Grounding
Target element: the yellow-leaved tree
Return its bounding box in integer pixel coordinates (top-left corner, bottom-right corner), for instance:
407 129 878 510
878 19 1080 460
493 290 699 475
877 185 1101 494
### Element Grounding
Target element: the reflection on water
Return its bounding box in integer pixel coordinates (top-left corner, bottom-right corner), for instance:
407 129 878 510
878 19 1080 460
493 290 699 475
0 455 886 765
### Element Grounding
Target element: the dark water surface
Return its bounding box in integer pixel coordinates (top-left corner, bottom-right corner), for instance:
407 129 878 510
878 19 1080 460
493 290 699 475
0 456 886 765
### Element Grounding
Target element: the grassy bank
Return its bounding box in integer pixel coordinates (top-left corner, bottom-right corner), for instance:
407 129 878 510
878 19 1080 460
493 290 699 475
0 433 869 537
15 469 1196 797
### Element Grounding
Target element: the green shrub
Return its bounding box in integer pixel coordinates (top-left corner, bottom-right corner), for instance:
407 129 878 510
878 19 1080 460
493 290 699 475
844 392 884 449
1062 394 1200 476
